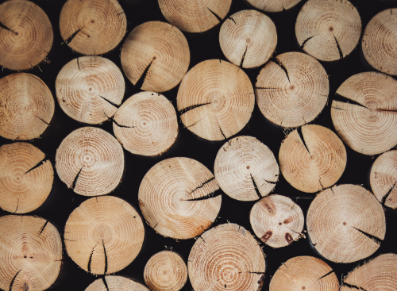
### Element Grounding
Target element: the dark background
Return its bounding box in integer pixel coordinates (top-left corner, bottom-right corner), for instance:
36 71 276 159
0 0 396 290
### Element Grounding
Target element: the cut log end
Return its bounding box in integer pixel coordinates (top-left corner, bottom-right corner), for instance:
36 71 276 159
85 276 149 291
247 0 302 13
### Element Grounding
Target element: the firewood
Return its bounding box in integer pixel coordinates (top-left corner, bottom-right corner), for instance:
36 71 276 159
85 276 149 291
246 0 302 12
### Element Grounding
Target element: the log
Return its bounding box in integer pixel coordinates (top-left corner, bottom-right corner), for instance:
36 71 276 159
255 52 329 128
362 9 397 76
113 92 178 157
246 0 302 12
177 59 255 141
219 9 277 68
85 276 149 291
138 157 221 240
120 21 190 93
279 124 346 193
0 215 62 291
59 0 126 55
55 56 125 125
158 0 232 33
250 195 304 248
370 150 397 209
64 196 145 275
295 0 361 61
269 256 339 291
307 184 386 263
214 135 279 201
341 253 397 291
55 127 124 196
188 223 265 291
331 71 397 155
0 73 54 141
0 0 53 71
0 142 53 214
144 250 187 291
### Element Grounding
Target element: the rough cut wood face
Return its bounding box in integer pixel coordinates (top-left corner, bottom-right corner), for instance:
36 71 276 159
307 184 386 264
158 0 232 33
0 73 54 141
246 0 302 12
56 56 125 125
85 276 149 291
256 52 329 128
0 0 53 71
331 71 397 155
0 215 62 291
59 0 126 55
188 223 266 291
295 0 361 61
270 256 339 291
121 21 190 93
64 196 145 275
362 8 397 76
0 142 53 214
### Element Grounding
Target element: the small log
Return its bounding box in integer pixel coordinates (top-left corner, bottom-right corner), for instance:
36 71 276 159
0 73 54 141
331 72 397 155
279 124 346 193
113 92 178 157
246 0 302 13
64 196 145 275
55 127 124 196
121 21 190 93
0 215 62 291
250 195 304 248
158 0 232 33
188 223 266 291
219 9 277 68
56 56 125 125
256 52 329 128
177 59 255 141
295 0 361 61
0 142 53 214
307 184 386 263
214 136 279 201
270 256 339 291
85 276 149 291
59 0 126 55
138 157 221 240
0 0 53 71
144 250 188 291
362 9 397 76
370 150 397 209
341 253 397 291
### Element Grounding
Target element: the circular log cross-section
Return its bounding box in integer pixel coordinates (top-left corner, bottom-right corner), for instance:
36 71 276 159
256 52 329 128
158 0 232 33
0 0 53 71
121 21 190 93
307 184 386 263
59 0 126 55
0 215 62 291
341 254 397 291
0 73 54 141
214 136 279 201
177 59 255 141
64 196 145 275
55 127 124 196
138 157 221 239
362 9 397 76
331 72 397 155
189 223 266 291
270 256 339 291
250 195 304 248
56 56 125 125
85 276 149 291
246 0 302 13
113 92 178 156
219 10 277 68
370 150 397 209
144 251 188 291
0 143 53 214
295 0 361 61
279 124 347 193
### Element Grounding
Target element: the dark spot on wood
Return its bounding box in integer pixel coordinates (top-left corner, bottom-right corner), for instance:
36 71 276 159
261 231 272 242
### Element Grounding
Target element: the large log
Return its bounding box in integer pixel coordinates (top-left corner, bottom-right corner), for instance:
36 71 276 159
85 276 149 291
246 0 302 13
